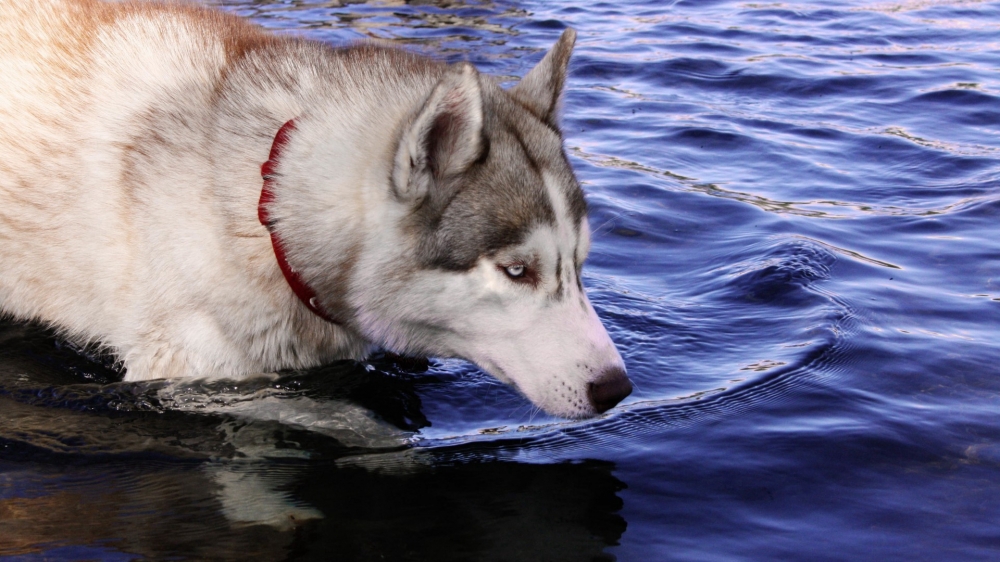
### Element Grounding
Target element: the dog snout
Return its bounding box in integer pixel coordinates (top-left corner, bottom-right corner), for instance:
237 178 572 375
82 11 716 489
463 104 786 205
587 367 632 414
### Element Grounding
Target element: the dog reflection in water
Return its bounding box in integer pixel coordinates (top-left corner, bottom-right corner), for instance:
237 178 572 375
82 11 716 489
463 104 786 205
0 377 627 558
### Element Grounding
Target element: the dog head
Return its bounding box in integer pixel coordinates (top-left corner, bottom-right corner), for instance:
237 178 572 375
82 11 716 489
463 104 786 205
372 29 630 418
274 29 631 418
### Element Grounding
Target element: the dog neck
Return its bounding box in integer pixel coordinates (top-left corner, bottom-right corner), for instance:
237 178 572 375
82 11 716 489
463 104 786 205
258 119 340 324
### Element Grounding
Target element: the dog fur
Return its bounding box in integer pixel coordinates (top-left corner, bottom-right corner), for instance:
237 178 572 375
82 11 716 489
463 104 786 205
0 0 631 418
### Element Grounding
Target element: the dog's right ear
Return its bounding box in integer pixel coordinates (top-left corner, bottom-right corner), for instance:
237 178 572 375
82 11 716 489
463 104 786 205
508 28 576 129
392 63 484 208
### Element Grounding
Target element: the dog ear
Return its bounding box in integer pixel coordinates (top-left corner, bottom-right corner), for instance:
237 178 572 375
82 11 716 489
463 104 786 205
392 63 484 206
508 28 576 128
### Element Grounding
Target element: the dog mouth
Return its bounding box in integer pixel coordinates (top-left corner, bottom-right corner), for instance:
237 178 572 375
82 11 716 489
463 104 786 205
474 355 513 385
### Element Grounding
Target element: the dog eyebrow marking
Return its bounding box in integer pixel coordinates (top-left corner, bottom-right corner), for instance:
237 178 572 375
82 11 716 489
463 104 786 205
573 252 583 292
554 253 564 299
537 165 577 305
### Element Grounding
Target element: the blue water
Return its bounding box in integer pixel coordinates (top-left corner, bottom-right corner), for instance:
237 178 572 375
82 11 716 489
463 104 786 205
2 0 999 560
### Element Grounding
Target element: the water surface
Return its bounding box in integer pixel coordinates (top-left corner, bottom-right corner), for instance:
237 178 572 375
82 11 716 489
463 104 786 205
2 0 1000 560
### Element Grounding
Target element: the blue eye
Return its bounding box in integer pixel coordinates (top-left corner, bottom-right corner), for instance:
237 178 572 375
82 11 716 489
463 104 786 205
504 264 526 278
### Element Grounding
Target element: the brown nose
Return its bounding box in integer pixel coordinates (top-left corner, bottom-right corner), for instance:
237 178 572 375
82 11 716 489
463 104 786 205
587 367 633 414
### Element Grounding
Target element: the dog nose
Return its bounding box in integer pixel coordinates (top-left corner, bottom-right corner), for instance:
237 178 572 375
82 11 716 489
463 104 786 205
587 367 633 414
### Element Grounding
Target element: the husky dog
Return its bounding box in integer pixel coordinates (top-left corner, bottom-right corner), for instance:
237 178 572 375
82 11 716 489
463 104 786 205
0 0 631 418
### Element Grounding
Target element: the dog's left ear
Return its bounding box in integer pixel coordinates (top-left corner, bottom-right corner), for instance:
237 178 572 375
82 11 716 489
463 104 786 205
509 28 576 128
392 63 484 207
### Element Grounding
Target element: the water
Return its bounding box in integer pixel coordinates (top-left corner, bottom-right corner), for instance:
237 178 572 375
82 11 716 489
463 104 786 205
2 0 999 559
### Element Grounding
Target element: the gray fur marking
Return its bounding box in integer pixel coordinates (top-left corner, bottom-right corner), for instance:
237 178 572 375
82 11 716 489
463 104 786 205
413 83 579 271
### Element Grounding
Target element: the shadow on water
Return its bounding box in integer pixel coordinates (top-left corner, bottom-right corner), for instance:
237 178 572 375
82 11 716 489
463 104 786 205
0 322 626 561
1 457 625 562
288 458 626 562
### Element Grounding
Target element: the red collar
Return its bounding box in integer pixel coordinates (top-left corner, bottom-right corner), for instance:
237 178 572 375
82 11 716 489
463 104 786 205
258 119 339 324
